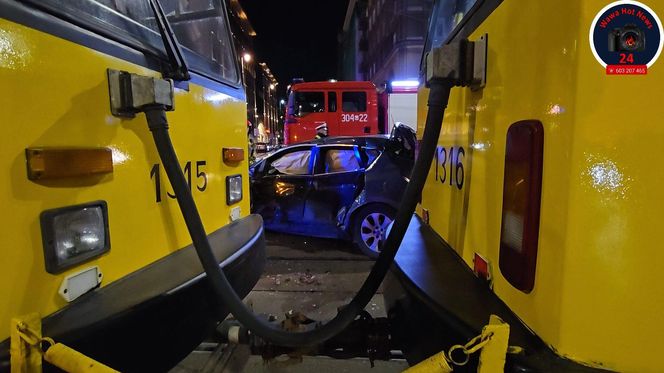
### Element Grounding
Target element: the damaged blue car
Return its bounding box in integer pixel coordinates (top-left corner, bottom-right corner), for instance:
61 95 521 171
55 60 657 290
249 124 416 257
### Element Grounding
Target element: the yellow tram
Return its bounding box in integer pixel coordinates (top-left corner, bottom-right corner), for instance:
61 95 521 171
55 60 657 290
384 0 664 371
2 0 663 371
0 0 264 371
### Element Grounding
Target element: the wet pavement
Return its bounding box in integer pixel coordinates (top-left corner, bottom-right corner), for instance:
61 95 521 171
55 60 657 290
171 232 408 372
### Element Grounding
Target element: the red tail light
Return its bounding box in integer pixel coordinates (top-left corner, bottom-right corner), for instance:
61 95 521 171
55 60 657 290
499 120 544 293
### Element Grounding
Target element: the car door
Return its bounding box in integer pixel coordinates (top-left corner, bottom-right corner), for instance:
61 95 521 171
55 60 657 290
303 145 365 238
251 146 314 232
326 90 340 136
340 90 376 136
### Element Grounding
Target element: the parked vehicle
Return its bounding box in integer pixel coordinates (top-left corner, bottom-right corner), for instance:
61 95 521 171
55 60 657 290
284 81 380 144
255 142 269 153
250 125 416 257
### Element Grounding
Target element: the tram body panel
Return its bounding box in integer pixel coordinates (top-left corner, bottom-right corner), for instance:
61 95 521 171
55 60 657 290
0 16 249 343
416 0 663 370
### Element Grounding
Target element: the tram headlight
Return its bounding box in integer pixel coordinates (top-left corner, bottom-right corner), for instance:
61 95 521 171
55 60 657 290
226 175 243 205
40 201 110 274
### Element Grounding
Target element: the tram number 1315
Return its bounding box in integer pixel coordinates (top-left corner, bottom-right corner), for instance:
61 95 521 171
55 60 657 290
434 146 465 190
150 161 208 203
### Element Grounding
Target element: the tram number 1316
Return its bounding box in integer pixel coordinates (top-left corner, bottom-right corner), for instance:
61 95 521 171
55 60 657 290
434 146 465 190
150 161 208 203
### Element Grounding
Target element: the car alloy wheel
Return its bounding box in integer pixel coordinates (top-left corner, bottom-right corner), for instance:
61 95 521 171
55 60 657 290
359 212 393 255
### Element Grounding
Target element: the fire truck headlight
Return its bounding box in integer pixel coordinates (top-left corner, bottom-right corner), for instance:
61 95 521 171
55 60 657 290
226 175 243 205
40 201 110 274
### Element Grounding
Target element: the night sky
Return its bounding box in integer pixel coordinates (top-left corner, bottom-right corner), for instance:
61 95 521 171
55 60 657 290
239 0 350 95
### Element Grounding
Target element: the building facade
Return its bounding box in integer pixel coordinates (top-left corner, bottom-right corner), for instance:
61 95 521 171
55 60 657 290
226 0 281 146
341 0 433 86
255 62 280 144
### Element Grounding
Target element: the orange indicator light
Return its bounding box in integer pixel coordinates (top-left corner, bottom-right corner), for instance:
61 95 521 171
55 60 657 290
26 147 113 181
223 148 245 162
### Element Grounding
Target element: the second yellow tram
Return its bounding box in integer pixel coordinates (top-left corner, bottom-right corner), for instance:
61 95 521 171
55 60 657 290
385 0 664 371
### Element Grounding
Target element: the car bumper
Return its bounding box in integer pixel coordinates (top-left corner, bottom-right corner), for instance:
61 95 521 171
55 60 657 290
0 214 266 373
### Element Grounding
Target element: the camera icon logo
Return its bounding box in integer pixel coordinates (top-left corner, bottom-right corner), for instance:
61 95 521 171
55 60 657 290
589 0 663 73
608 24 646 52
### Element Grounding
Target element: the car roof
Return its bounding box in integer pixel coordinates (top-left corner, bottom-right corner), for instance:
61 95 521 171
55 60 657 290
254 136 389 162
300 135 389 147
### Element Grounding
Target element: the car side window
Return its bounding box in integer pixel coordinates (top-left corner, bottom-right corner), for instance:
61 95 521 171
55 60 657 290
364 148 381 166
316 148 361 174
268 150 312 175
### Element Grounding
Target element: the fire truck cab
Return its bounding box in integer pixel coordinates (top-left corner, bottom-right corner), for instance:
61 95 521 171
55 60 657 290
284 81 379 144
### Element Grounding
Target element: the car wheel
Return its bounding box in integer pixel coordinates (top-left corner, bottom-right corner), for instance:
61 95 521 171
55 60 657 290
352 204 396 258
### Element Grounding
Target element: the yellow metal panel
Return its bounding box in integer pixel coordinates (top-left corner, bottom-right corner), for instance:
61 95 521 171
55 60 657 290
0 18 249 341
418 0 664 370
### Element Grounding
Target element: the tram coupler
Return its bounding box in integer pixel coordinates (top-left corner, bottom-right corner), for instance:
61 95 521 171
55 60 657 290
217 310 397 366
107 69 175 118
425 35 487 90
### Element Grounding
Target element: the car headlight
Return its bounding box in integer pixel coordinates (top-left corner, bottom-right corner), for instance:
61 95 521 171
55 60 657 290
40 201 110 274
226 175 243 205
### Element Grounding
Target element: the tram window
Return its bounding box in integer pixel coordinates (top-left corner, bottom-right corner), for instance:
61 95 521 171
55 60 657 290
160 0 238 82
36 0 238 84
342 92 367 112
424 0 478 54
293 92 325 116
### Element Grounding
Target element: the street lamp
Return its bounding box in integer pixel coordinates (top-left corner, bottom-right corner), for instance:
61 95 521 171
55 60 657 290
243 52 252 63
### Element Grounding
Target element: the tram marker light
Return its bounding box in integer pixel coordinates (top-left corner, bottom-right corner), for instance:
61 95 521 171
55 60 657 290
226 175 243 205
498 120 544 293
223 148 245 162
40 201 110 274
26 148 113 181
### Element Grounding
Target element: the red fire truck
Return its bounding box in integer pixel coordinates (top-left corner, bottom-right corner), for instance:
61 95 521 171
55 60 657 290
284 81 380 144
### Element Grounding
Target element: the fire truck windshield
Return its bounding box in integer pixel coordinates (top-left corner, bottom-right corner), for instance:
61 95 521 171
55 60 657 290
292 91 325 117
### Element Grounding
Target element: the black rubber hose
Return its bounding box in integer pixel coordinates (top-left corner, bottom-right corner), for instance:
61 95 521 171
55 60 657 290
144 80 452 347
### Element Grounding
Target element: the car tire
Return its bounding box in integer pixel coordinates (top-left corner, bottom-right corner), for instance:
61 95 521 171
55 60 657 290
352 204 396 259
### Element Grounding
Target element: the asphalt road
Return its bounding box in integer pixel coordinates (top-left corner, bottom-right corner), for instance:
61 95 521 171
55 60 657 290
171 232 408 373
